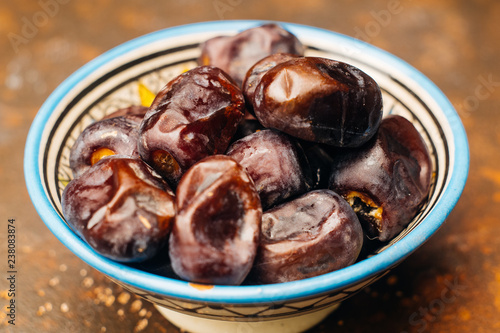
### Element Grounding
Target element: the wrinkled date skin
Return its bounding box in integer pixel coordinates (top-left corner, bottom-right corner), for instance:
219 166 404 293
199 23 304 87
252 57 383 148
253 189 363 284
70 115 143 178
62 157 176 262
242 53 301 113
329 115 432 241
138 66 245 186
226 129 313 210
169 155 262 285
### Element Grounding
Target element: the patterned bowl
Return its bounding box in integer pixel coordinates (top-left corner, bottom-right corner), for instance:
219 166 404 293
24 21 469 333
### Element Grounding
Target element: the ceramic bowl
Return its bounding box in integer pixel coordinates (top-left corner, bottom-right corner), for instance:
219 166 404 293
24 20 469 333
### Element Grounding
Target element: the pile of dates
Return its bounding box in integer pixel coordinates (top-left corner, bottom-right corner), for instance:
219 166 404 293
62 23 432 285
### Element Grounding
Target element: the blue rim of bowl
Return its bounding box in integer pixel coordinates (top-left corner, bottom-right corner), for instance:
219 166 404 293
24 20 469 304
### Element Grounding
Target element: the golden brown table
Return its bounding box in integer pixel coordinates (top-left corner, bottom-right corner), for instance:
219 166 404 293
1 0 499 332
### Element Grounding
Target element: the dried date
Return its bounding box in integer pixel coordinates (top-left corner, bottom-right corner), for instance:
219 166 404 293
69 115 142 178
253 189 363 284
252 57 383 147
169 155 262 285
226 129 313 209
329 115 432 241
138 66 245 185
62 157 176 262
199 23 304 86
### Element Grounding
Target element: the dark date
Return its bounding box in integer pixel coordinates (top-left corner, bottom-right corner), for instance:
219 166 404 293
226 129 313 209
252 57 383 147
242 53 301 113
252 189 363 284
329 115 432 241
62 157 176 262
169 155 262 285
199 23 304 87
69 115 142 178
138 66 245 186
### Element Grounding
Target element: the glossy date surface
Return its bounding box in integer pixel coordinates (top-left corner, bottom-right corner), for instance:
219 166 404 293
253 189 363 284
226 129 312 209
62 157 176 262
138 66 245 186
252 57 383 147
199 23 304 87
169 155 262 285
69 115 143 178
242 52 301 113
329 115 432 241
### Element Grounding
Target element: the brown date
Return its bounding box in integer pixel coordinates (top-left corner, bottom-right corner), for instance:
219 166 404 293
61 157 176 262
138 66 245 186
199 23 304 86
242 53 301 113
69 115 142 178
252 57 383 147
329 115 432 241
169 155 262 285
226 129 312 209
252 189 363 284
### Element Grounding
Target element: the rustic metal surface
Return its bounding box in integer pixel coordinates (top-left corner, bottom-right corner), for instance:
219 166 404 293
1 0 499 332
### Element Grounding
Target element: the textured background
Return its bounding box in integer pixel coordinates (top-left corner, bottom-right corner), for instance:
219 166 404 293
1 0 499 332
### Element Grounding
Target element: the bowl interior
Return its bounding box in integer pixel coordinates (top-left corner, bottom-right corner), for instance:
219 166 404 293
25 20 469 306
